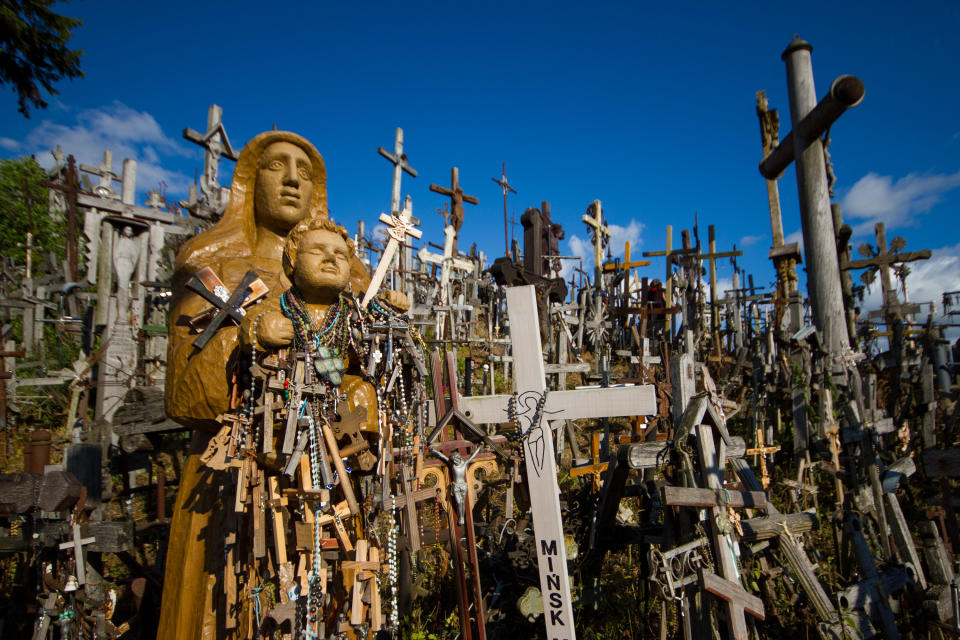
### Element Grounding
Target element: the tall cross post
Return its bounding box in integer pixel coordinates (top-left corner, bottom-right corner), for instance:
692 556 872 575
378 128 418 292
182 104 238 217
429 167 477 254
582 200 611 287
460 286 657 640
491 162 517 256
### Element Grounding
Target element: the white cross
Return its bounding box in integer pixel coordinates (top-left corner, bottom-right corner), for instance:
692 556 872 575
582 199 611 283
59 523 96 585
361 196 422 307
460 286 657 640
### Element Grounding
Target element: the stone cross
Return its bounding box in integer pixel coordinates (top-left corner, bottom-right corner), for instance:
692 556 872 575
59 522 96 585
460 286 657 640
582 200 611 285
79 150 119 198
491 162 517 256
182 104 238 217
361 197 422 307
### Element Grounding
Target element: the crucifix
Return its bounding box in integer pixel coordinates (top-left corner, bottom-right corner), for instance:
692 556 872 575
361 197 422 307
460 286 657 640
569 431 609 492
59 522 96 585
745 427 779 489
185 267 269 349
582 200 611 286
182 104 238 217
491 162 518 256
429 167 477 254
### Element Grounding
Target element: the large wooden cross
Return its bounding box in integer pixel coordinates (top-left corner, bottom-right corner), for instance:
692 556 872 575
361 197 422 307
460 286 657 640
603 241 650 310
378 127 418 216
491 162 518 256
582 200 611 285
642 225 699 330
701 225 743 334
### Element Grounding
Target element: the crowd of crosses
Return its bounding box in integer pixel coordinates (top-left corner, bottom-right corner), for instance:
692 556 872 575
1 36 959 640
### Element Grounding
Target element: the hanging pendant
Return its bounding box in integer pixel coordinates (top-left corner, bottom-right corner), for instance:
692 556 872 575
314 345 344 386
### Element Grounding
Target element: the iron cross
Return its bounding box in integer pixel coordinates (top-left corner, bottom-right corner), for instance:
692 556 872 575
491 162 518 257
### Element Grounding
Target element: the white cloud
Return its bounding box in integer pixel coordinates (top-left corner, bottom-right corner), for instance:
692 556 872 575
841 170 960 234
0 137 20 151
784 228 804 252
739 234 764 247
9 101 193 200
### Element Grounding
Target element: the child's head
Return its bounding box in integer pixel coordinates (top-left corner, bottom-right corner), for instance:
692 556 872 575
283 218 355 300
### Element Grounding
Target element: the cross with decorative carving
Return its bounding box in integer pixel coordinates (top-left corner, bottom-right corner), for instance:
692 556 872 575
360 197 422 307
745 427 779 489
582 200 611 285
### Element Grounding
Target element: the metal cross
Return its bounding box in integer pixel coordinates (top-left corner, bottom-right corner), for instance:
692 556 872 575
491 162 517 257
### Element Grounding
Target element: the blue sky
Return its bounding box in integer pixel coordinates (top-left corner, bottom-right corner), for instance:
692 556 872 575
3 0 959 323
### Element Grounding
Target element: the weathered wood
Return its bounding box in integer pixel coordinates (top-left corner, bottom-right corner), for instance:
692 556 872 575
662 486 767 510
883 492 926 590
625 436 746 469
461 384 656 426
738 511 817 541
0 472 41 514
923 447 960 478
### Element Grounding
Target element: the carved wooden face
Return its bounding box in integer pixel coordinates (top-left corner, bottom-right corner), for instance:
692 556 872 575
293 229 351 301
254 141 314 233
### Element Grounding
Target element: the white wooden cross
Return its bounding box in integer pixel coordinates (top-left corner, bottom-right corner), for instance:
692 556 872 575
59 522 96 585
361 196 422 307
581 199 611 285
460 286 657 640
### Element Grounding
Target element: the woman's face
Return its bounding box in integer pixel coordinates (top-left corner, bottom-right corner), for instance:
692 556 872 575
254 141 314 233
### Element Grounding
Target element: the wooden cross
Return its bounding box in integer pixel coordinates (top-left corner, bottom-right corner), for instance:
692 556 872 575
642 225 699 329
380 464 439 553
701 225 743 334
361 197 422 307
745 428 779 489
460 286 657 640
59 522 96 585
582 200 611 285
186 267 268 349
378 127 418 216
603 241 651 308
491 162 518 256
342 539 382 628
569 431 609 491
429 167 478 237
844 221 930 319
266 475 289 566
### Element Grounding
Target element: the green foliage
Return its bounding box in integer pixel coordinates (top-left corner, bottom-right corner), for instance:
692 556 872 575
0 156 64 275
0 0 84 117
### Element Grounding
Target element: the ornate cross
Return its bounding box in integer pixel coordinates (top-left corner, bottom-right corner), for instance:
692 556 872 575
745 428 780 489
582 200 611 285
360 197 422 307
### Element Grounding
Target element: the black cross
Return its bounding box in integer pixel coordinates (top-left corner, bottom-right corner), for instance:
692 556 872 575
186 267 266 349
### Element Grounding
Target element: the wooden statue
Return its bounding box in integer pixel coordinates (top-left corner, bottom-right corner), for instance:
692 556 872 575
159 132 373 640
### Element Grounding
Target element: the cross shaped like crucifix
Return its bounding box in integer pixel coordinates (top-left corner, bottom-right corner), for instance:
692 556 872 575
380 465 439 554
602 241 651 307
59 522 96 585
361 197 422 307
569 431 609 492
582 200 611 286
491 162 518 257
378 127 418 217
459 286 657 640
745 427 779 489
79 150 120 199
702 225 743 334
429 167 477 246
186 267 269 349
182 104 238 214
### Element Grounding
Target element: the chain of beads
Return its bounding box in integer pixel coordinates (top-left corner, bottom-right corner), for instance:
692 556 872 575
505 390 549 442
387 496 399 629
